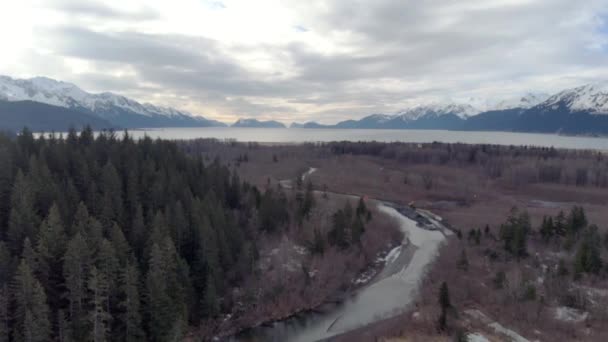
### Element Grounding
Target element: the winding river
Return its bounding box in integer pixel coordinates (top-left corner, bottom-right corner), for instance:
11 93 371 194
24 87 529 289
231 203 448 341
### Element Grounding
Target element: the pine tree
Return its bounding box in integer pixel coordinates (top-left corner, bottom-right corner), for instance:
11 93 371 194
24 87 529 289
63 233 91 340
37 203 67 261
438 281 451 331
100 162 123 228
88 267 111 342
95 239 119 320
145 244 172 342
36 203 68 312
328 209 349 249
57 310 72 342
457 249 469 271
12 260 51 342
129 205 145 258
0 146 14 237
109 223 130 265
554 210 566 236
351 216 365 245
70 202 91 237
21 238 38 275
119 262 145 342
0 285 8 342
8 171 40 254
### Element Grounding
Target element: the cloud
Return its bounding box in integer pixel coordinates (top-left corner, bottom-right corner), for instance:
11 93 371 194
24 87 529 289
3 0 608 123
47 0 159 20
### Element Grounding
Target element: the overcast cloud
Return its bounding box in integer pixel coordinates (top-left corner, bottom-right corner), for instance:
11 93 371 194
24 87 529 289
0 0 607 123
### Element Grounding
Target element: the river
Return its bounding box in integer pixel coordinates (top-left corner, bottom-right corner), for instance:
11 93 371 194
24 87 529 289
231 203 448 342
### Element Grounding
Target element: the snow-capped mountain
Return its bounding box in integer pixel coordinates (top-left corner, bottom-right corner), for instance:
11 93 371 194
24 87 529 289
395 103 478 121
535 82 608 114
329 83 608 134
492 92 550 111
0 75 225 128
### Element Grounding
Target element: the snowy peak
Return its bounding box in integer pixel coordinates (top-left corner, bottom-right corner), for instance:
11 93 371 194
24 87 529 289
395 103 478 121
492 92 550 110
0 75 198 120
540 82 608 114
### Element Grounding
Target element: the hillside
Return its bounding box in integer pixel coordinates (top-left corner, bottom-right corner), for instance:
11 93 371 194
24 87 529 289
0 100 115 132
0 76 225 129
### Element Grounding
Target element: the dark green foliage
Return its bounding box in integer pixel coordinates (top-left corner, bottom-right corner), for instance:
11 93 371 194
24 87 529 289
567 206 587 237
539 215 554 242
258 188 289 232
493 271 506 289
499 207 530 259
438 281 451 332
119 262 145 342
520 282 536 302
557 259 569 277
12 260 51 342
328 199 370 249
306 228 325 255
457 249 468 271
0 129 287 341
328 209 349 249
573 225 603 278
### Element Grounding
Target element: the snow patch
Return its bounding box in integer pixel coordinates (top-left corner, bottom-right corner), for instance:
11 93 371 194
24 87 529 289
301 167 317 182
467 333 490 342
464 309 533 342
554 307 588 323
383 245 402 264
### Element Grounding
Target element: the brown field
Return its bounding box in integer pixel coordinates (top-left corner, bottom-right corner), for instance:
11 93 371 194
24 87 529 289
182 140 608 341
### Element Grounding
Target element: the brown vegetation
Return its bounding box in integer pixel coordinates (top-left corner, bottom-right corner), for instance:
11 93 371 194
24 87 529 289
181 139 608 341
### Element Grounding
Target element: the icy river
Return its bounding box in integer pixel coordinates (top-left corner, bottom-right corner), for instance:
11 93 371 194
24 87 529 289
231 203 448 342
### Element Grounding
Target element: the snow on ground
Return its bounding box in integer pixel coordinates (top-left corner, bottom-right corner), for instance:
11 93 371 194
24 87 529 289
464 309 533 342
278 180 293 189
301 167 317 181
383 245 402 264
554 307 588 323
467 333 490 342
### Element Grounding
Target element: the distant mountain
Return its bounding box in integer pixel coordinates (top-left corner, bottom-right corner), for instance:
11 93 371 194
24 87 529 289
232 118 286 128
0 75 226 129
304 85 608 135
290 121 329 128
0 100 115 132
334 103 475 130
491 92 550 111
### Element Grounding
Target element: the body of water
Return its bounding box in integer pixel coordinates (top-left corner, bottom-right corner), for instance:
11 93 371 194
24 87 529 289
231 203 447 342
123 127 608 150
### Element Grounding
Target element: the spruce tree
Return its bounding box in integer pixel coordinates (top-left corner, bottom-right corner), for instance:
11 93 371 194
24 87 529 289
63 233 91 340
119 262 145 342
438 281 451 332
457 249 469 271
8 171 39 254
145 244 172 342
88 267 111 342
12 260 51 342
0 285 8 342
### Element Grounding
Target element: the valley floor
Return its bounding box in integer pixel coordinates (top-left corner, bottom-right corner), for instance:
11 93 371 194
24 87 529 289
185 140 608 341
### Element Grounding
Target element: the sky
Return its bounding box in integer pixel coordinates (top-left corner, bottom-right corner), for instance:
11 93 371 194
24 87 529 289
0 0 607 124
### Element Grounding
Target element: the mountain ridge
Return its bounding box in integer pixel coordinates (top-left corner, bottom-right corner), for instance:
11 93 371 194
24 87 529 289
0 75 225 129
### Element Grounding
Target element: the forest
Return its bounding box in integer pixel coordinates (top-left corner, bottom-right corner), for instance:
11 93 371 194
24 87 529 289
0 127 301 341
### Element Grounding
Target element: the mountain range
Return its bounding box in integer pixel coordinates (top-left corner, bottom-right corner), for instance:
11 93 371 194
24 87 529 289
0 75 224 131
1 75 608 135
293 84 608 134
